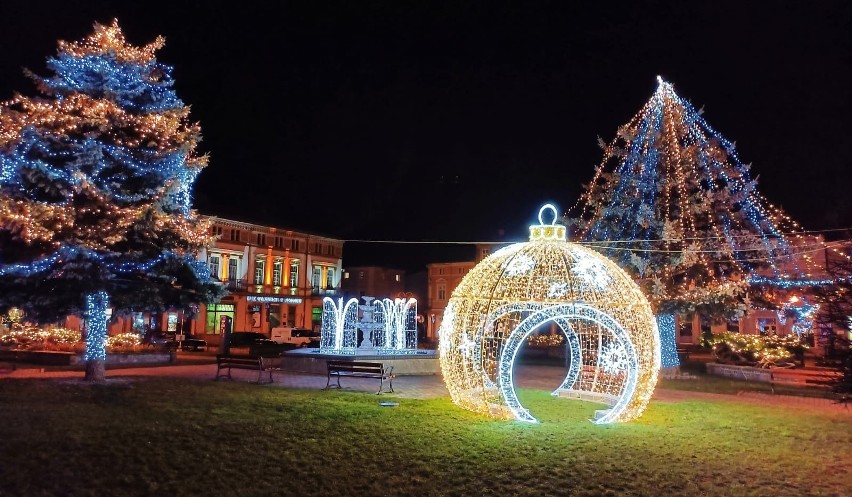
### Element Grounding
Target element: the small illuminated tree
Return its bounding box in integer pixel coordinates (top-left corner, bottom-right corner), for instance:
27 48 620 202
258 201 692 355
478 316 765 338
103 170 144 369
0 21 224 381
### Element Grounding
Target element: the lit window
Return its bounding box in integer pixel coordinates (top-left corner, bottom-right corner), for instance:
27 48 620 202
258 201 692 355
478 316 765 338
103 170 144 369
273 259 283 286
209 255 220 280
395 274 400 282
254 257 265 285
344 271 350 279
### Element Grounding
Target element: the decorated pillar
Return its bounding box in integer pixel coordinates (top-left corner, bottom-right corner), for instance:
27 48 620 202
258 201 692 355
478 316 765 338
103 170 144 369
221 254 230 281
283 249 291 288
265 247 273 285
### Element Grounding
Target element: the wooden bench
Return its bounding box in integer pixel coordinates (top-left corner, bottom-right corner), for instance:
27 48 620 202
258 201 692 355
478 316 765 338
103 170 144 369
325 360 394 394
215 354 282 384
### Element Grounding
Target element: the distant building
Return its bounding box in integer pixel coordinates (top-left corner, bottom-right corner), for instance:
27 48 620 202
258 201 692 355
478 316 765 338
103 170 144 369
426 244 497 340
340 266 406 300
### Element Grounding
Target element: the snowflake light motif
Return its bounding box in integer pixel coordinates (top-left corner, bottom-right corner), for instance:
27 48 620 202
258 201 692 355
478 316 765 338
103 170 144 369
571 251 612 290
458 333 476 359
547 282 568 298
503 254 535 276
600 342 628 374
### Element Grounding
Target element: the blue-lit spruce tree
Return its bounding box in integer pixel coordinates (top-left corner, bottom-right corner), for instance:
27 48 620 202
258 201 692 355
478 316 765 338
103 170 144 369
569 78 823 368
0 21 224 381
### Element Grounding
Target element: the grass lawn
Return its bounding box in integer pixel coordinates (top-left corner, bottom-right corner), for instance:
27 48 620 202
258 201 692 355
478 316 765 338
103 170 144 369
0 378 849 497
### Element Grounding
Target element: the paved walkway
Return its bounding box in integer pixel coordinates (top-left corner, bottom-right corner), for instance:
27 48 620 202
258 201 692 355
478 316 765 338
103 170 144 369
2 362 850 415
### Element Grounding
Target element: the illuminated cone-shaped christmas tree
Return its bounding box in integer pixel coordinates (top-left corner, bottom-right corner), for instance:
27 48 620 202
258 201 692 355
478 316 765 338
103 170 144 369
570 77 822 367
0 21 224 381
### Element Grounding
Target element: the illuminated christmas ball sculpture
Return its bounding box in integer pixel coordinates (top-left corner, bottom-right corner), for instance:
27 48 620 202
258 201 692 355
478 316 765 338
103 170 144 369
439 205 660 424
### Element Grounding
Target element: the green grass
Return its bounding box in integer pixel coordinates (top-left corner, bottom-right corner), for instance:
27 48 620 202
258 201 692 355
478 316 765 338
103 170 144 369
0 378 849 497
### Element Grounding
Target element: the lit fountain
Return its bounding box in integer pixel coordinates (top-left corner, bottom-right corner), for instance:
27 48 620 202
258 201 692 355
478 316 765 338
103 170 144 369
282 295 438 375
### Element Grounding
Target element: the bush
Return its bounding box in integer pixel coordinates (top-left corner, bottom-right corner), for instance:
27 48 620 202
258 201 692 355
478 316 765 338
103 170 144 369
708 332 806 368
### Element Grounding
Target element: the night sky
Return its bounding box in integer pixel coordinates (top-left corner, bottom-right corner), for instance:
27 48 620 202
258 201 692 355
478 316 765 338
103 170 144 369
1 1 850 271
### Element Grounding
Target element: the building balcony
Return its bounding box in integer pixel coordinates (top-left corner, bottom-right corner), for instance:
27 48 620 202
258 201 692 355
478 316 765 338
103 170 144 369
311 287 340 297
217 278 249 293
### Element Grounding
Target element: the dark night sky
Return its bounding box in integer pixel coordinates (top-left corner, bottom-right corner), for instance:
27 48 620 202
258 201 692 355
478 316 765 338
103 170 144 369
1 1 850 271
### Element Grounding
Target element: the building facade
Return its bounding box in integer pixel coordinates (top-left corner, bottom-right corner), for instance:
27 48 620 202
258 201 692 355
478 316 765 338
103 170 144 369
425 244 496 340
197 217 344 344
63 216 345 344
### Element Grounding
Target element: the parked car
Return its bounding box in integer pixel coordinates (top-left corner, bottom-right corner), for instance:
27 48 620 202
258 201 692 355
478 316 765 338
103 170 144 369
170 336 207 352
142 332 173 349
228 331 269 348
271 327 321 347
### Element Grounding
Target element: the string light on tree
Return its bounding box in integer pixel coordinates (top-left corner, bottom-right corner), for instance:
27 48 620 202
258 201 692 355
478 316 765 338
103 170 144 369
0 20 223 382
568 77 829 364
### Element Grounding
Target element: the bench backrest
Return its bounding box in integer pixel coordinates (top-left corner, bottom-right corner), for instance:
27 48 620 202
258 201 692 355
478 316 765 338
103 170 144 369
217 354 260 364
326 361 385 373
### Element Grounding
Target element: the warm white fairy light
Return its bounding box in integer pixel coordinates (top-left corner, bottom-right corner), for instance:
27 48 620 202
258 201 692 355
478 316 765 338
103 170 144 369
439 205 660 424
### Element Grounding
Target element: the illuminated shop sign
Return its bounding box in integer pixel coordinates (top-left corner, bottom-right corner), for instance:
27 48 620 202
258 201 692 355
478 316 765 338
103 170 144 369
246 295 303 304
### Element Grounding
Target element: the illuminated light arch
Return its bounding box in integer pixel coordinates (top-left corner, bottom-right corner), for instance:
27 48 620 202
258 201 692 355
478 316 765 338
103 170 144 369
439 204 660 424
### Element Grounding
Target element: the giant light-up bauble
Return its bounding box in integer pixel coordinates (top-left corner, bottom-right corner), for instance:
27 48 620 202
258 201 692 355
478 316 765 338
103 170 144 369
439 205 660 424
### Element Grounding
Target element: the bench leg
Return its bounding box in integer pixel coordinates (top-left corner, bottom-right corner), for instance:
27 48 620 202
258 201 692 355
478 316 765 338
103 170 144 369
324 373 342 390
214 366 232 381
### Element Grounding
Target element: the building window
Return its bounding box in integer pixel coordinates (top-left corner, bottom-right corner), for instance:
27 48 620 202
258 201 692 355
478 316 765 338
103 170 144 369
289 261 300 287
314 243 321 254
326 268 335 289
254 257 265 285
359 271 365 279
481 248 490 259
438 283 446 301
274 236 283 248
439 268 444 275
726 318 740 333
273 259 283 286
312 266 322 288
395 274 400 282
256 233 266 246
230 229 240 241
291 239 300 251
758 318 778 336
678 314 693 337
208 255 220 280
228 258 238 282
212 226 223 237
344 271 350 280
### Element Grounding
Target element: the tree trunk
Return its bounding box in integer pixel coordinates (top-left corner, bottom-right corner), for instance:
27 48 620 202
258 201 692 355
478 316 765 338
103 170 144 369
84 359 105 382
83 291 110 382
656 313 680 368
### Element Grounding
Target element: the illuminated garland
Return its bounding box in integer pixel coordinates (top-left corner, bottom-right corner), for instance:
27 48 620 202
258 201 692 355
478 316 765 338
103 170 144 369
656 313 679 368
83 291 109 361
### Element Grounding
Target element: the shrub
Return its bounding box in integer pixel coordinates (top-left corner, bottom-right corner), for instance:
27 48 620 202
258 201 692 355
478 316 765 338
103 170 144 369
708 332 806 368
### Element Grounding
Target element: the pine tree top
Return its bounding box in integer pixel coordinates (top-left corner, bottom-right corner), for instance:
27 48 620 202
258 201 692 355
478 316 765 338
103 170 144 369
58 19 164 65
